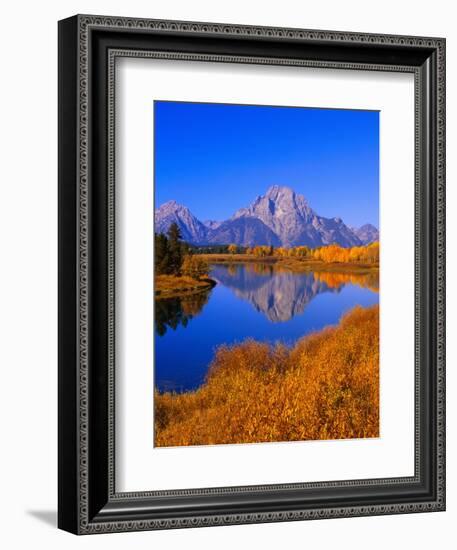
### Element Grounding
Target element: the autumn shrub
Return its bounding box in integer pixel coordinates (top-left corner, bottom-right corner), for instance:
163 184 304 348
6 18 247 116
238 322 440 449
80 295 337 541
180 255 209 280
311 242 379 264
271 242 379 264
155 304 379 447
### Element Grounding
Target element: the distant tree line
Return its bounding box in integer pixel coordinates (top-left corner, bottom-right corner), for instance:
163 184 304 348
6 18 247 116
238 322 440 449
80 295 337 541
188 244 249 254
155 223 208 279
156 225 379 271
189 244 274 256
310 242 379 264
245 245 274 257
242 242 379 264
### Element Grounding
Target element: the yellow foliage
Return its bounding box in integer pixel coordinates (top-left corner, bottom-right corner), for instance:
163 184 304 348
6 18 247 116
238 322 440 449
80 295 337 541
194 242 379 267
253 245 274 257
272 242 379 264
313 270 379 292
312 242 379 264
155 304 379 447
181 255 209 279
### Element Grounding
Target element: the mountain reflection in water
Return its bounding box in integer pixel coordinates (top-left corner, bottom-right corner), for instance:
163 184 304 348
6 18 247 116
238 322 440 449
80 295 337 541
209 263 378 323
154 262 379 392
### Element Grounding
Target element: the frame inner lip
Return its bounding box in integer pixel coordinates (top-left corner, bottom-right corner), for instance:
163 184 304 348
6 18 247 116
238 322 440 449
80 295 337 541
106 48 421 499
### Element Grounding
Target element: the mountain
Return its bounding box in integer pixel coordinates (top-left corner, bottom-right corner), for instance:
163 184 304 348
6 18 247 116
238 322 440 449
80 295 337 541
232 185 361 247
206 217 281 247
154 186 378 248
203 219 222 231
351 223 379 245
154 200 208 243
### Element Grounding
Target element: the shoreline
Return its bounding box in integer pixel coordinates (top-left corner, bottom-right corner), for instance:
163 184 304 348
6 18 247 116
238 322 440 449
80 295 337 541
155 275 216 300
196 253 379 274
154 256 379 301
155 304 379 447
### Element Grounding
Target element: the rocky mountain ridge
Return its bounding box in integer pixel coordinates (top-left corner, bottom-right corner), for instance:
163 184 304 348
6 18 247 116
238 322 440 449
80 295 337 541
351 223 380 244
155 186 378 248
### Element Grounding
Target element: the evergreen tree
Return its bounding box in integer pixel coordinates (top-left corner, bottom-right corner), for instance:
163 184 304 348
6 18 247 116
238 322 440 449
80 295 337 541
155 233 171 274
167 222 183 275
180 240 191 258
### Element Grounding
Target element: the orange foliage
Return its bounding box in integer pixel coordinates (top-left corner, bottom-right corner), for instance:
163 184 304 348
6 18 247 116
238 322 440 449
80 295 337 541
273 242 379 264
311 242 379 264
155 305 379 447
313 270 379 292
252 245 274 257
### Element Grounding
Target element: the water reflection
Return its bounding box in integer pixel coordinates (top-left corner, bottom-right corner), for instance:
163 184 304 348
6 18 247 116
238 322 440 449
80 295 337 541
210 263 379 322
312 270 379 293
154 262 379 391
155 290 211 336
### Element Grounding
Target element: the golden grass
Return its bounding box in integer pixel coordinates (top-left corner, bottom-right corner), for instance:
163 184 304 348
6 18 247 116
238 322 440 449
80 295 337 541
275 257 379 273
195 253 378 272
155 304 379 447
155 274 215 298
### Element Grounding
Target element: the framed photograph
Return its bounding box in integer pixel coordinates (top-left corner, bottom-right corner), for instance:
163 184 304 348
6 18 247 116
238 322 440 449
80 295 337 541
58 14 446 534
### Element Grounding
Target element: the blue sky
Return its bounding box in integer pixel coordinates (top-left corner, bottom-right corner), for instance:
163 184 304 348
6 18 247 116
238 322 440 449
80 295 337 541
154 101 379 228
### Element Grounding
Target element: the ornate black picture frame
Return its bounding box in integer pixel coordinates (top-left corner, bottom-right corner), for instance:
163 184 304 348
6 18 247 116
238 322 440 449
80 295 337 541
58 14 446 534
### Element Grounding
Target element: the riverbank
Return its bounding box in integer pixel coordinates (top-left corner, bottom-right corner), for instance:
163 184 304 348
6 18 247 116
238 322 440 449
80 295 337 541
196 253 378 273
279 258 379 275
155 274 216 299
155 304 379 447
